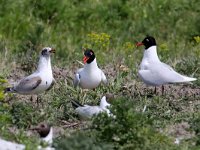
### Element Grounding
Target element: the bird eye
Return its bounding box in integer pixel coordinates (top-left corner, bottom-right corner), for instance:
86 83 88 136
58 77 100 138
40 124 45 128
41 49 48 55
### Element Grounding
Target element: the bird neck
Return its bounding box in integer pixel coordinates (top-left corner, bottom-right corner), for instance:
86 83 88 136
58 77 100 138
144 46 160 62
84 58 98 71
100 97 110 109
41 127 53 145
37 56 52 73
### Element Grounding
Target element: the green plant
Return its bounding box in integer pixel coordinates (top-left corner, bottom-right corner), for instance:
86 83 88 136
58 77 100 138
55 132 113 150
0 77 7 100
10 101 42 128
90 98 178 150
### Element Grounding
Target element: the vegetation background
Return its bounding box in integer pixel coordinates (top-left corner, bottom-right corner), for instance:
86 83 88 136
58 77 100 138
0 0 200 149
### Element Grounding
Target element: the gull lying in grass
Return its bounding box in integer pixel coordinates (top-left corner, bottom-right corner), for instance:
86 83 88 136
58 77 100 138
5 47 55 95
0 123 54 150
71 96 111 120
73 48 107 89
136 36 196 94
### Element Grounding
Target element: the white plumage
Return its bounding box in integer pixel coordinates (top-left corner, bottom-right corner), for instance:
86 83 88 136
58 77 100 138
137 36 196 86
74 58 107 89
72 96 111 120
139 46 196 86
6 47 55 94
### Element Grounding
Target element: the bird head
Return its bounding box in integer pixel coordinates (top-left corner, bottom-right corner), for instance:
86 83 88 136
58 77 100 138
100 96 111 109
41 47 55 57
31 123 51 138
136 36 156 49
83 48 95 64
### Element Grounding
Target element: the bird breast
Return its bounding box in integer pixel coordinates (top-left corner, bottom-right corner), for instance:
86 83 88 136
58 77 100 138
80 69 102 89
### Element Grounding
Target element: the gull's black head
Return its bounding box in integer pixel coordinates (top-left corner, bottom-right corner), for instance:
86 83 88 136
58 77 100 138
31 123 51 138
83 49 95 64
41 47 55 57
136 36 157 49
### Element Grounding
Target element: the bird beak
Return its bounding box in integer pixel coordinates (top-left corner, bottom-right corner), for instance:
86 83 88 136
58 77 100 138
30 126 40 131
136 42 144 47
83 56 89 64
49 48 56 53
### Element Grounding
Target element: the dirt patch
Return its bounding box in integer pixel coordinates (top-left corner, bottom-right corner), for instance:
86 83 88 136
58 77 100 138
166 122 195 143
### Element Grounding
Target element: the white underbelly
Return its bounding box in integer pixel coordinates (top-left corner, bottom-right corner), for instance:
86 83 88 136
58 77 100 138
80 78 101 89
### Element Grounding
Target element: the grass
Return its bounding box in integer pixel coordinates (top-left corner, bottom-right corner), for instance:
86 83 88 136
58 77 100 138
0 0 200 149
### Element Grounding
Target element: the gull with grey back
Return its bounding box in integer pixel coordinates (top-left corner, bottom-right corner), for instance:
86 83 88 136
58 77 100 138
71 96 111 120
5 47 55 95
137 36 196 94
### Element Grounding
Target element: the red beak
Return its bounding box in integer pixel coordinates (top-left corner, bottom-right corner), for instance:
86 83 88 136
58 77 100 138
83 56 89 64
136 42 144 47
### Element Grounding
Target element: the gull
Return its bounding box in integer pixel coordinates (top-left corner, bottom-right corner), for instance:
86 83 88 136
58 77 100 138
71 96 111 120
0 123 54 150
5 47 55 95
136 36 196 94
31 123 53 147
73 48 107 89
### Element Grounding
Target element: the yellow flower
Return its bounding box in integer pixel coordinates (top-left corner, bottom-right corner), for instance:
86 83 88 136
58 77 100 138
85 32 111 49
194 36 200 44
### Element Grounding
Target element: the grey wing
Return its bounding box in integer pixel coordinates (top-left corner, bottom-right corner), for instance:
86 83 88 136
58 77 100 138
46 78 55 91
161 62 174 71
154 62 185 83
76 106 101 118
14 76 42 92
73 68 83 87
161 62 196 82
101 70 107 85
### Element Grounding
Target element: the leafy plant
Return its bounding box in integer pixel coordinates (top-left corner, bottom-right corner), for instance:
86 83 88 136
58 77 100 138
90 98 178 150
55 132 113 150
0 77 7 100
10 101 42 128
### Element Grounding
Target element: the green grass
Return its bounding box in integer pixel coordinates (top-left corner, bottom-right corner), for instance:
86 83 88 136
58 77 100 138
0 0 200 149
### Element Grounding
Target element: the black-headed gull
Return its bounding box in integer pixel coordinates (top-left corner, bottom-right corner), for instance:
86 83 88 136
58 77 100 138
5 47 55 95
136 36 196 94
31 123 53 146
71 96 111 119
73 49 107 89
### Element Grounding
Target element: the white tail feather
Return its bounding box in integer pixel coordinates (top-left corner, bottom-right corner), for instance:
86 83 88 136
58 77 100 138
182 76 197 82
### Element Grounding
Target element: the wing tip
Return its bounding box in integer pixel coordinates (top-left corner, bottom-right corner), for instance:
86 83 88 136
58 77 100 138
71 100 83 109
184 77 197 82
4 87 14 93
